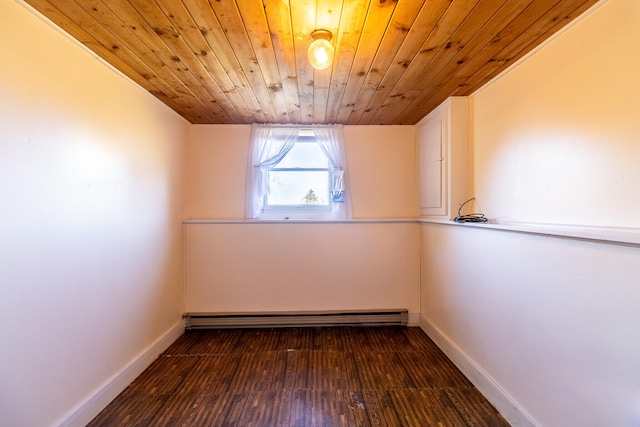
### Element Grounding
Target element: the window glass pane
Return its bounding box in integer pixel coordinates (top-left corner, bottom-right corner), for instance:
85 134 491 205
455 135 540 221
276 142 328 169
267 171 329 206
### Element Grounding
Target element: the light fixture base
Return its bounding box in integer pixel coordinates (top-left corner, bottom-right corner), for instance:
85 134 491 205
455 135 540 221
310 29 332 42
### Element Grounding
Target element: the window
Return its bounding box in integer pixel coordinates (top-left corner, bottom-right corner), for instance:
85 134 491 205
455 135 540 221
265 134 331 208
245 125 351 220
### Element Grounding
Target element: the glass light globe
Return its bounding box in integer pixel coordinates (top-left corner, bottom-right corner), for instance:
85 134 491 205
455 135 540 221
308 38 334 70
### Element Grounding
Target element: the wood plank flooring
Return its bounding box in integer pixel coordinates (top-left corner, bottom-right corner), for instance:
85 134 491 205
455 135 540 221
88 327 509 426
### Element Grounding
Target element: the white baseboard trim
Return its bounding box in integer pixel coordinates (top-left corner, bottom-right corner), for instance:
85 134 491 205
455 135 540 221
419 315 538 427
408 312 420 326
55 321 185 427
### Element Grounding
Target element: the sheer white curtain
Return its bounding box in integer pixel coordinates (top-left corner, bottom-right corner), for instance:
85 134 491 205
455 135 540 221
314 125 352 219
245 125 300 219
245 124 352 219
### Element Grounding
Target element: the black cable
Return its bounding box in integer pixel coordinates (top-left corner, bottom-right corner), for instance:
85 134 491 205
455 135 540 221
453 198 488 223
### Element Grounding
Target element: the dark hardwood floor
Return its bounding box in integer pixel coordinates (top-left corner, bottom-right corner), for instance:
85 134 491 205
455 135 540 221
88 327 509 426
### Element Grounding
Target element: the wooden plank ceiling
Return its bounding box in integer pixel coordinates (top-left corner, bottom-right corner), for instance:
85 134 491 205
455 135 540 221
25 0 599 125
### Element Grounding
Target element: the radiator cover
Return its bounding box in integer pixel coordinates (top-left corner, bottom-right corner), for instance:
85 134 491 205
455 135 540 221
183 309 408 329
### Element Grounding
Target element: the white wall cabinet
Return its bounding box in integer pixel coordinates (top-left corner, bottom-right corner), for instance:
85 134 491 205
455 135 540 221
417 97 469 219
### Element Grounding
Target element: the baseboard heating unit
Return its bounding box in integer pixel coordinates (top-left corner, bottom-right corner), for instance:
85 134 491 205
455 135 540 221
183 309 409 329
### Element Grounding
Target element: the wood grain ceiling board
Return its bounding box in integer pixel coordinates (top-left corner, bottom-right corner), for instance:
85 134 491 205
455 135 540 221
24 0 600 125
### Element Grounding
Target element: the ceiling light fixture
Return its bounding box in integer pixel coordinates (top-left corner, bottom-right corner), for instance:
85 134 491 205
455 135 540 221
308 29 334 70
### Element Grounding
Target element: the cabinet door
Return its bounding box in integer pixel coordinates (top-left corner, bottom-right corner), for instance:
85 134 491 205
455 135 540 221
418 112 447 216
417 97 468 220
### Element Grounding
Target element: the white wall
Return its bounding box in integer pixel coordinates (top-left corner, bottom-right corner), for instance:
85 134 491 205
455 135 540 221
0 2 188 426
420 0 640 425
344 126 417 219
421 223 640 426
185 222 420 315
471 0 640 228
185 125 417 219
184 125 252 219
184 125 420 319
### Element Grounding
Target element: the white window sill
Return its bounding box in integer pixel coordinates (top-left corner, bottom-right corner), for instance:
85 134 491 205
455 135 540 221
260 208 333 221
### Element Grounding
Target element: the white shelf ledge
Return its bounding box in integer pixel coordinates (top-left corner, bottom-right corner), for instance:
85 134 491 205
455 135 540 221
184 217 639 245
418 218 640 246
184 218 418 225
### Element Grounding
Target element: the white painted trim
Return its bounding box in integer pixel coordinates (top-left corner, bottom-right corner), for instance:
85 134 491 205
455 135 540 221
184 218 418 225
407 312 420 327
418 218 640 246
55 321 184 427
419 315 539 427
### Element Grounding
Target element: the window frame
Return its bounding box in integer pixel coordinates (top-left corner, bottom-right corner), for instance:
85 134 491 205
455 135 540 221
245 124 351 220
261 133 334 216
